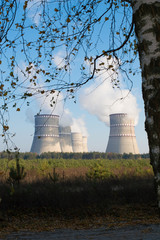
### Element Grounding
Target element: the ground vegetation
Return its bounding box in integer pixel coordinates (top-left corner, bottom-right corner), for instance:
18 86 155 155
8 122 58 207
0 0 160 209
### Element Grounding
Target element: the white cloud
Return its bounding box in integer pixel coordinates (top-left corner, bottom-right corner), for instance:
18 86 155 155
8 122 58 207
71 117 88 137
53 51 66 68
80 56 139 125
26 0 42 25
36 90 88 136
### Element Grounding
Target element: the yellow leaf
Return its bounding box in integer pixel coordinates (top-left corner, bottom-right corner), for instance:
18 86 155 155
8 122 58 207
3 125 9 131
66 17 71 23
10 72 14 77
89 56 93 62
0 84 4 90
23 1 28 10
108 65 113 68
105 17 109 21
16 108 20 111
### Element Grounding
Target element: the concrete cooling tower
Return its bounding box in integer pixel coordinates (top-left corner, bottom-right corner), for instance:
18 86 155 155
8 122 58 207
30 114 61 154
30 114 88 154
59 126 73 152
82 136 88 152
71 132 83 153
106 113 139 154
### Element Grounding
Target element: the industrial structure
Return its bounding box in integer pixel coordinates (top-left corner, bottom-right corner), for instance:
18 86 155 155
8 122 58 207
30 114 88 154
71 132 83 153
82 136 88 152
30 114 61 154
59 126 73 153
106 113 139 154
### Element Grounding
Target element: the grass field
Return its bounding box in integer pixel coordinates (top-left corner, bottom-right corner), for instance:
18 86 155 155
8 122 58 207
0 158 155 208
0 157 153 179
0 157 159 232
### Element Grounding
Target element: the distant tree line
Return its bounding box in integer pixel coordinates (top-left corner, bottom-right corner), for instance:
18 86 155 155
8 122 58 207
0 151 149 160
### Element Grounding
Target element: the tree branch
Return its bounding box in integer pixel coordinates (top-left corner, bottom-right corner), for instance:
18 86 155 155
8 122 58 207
75 17 134 88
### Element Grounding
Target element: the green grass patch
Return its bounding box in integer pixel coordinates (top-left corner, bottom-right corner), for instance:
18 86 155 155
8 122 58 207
0 158 153 179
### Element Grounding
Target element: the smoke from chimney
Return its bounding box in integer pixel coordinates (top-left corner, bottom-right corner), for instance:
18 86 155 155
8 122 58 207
34 90 89 137
80 56 139 126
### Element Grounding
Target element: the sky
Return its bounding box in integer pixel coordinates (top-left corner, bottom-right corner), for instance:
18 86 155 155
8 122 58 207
0 56 149 154
0 0 149 153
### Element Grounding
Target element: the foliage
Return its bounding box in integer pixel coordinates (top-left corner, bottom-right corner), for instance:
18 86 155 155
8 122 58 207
0 155 156 225
86 162 112 180
0 0 139 150
49 168 60 184
0 173 156 219
7 153 26 186
0 151 149 160
37 159 50 176
0 157 153 182
0 0 159 213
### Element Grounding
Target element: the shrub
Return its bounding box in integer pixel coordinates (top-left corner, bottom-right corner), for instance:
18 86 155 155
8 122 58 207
86 162 112 180
7 153 26 186
49 168 60 184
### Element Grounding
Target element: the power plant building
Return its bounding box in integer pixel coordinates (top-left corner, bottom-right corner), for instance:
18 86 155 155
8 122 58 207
30 114 61 154
30 114 88 154
106 113 139 154
71 132 83 153
82 136 88 152
59 126 73 152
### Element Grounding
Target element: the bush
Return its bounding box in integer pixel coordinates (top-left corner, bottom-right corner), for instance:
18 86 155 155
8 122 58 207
7 154 26 186
86 162 112 180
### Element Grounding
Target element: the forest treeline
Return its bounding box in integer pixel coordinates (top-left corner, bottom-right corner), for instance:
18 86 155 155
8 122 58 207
0 151 149 160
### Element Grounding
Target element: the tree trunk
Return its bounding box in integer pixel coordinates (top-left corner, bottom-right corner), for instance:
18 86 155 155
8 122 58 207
132 0 160 209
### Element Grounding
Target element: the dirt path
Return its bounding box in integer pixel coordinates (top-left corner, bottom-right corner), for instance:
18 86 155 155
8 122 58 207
1 224 160 240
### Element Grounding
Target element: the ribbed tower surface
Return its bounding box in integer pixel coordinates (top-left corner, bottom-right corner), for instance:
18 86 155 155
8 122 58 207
82 136 88 152
106 113 139 154
71 132 83 153
59 126 73 152
30 114 61 154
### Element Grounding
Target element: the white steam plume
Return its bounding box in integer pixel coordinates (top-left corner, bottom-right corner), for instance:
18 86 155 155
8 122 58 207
18 49 88 137
80 56 139 125
52 50 66 69
36 90 72 125
38 89 88 136
71 117 88 137
36 91 88 136
27 0 42 25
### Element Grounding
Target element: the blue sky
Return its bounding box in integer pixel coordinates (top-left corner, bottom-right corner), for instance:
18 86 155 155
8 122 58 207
0 60 149 154
0 1 149 153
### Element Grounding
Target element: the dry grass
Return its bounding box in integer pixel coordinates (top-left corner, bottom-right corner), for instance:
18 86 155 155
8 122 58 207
24 167 89 182
0 164 159 234
0 170 156 214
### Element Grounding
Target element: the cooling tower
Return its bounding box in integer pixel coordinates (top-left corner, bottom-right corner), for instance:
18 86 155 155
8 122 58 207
106 113 139 154
82 136 88 152
30 114 61 154
59 126 73 152
71 132 83 153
